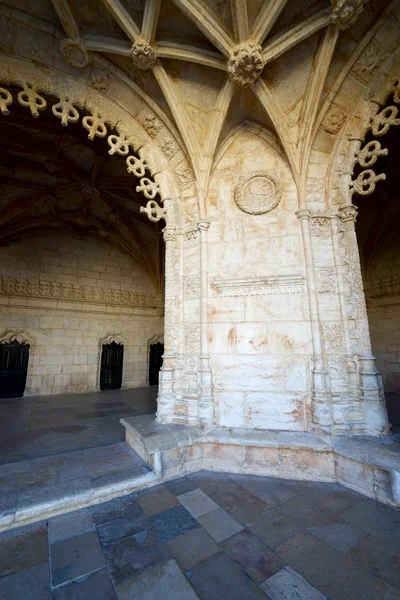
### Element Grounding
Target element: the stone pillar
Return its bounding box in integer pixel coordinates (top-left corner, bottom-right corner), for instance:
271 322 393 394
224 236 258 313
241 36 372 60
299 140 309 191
157 226 178 424
337 205 389 435
297 210 332 434
197 219 213 427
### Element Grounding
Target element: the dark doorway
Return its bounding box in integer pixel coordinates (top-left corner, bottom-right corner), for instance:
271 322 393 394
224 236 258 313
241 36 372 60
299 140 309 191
100 342 124 391
0 340 30 399
149 342 164 386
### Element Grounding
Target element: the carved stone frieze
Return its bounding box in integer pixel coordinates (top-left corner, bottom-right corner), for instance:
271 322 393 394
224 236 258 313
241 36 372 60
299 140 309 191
320 105 347 135
234 172 282 215
139 114 163 138
60 38 90 69
130 40 157 70
175 163 196 189
369 275 400 298
184 275 201 299
227 41 265 87
330 0 364 30
184 325 201 354
351 40 388 85
89 66 111 93
212 275 305 297
0 276 158 308
161 138 180 160
321 323 344 353
316 267 337 293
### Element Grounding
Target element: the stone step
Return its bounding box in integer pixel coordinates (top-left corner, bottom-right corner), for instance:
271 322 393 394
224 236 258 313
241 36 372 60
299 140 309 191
0 442 160 533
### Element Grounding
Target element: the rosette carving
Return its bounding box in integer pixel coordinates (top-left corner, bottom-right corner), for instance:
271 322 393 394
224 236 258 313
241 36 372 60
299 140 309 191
227 42 265 87
330 0 364 30
60 38 90 69
130 40 157 70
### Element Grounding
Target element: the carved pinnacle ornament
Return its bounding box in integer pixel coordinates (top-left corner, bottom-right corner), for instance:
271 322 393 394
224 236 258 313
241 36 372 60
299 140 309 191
60 38 90 69
330 0 364 30
227 41 265 87
130 40 157 70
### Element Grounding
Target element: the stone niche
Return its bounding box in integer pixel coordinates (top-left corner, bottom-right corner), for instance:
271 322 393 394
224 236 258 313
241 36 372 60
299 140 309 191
204 128 312 431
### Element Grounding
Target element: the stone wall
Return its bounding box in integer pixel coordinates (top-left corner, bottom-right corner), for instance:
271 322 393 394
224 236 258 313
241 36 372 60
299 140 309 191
0 235 163 395
366 237 400 393
205 129 312 431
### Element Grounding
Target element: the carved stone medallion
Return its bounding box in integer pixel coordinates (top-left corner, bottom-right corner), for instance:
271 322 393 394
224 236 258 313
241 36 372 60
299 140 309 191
234 172 282 215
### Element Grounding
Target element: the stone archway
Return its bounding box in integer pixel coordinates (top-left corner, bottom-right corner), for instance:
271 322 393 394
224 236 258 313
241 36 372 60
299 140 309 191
0 56 188 416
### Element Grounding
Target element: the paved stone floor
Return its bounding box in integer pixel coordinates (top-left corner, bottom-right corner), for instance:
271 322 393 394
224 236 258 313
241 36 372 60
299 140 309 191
0 471 399 600
0 387 157 463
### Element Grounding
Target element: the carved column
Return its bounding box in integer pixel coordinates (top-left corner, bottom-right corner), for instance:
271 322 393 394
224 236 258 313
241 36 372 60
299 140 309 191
197 220 213 427
157 225 178 423
297 210 332 434
337 205 389 435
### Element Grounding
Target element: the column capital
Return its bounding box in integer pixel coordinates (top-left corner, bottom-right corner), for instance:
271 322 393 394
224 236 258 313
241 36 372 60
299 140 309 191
162 226 177 242
338 204 358 223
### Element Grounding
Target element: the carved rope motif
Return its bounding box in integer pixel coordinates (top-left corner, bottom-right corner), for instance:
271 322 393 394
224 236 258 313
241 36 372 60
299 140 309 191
0 84 160 205
350 84 400 197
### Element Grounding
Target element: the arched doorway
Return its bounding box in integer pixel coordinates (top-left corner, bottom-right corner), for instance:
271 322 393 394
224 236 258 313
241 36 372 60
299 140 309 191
352 92 400 433
100 341 124 391
149 341 164 386
0 339 30 398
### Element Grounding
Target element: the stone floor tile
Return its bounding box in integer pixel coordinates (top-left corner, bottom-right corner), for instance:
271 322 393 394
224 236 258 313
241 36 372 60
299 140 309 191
91 465 148 489
187 551 267 600
307 521 367 554
116 559 200 600
301 483 363 514
0 489 17 527
137 485 180 516
166 476 198 496
268 494 340 531
177 488 220 517
231 475 299 507
341 499 400 547
50 530 105 588
48 508 94 544
102 527 170 585
150 505 199 542
276 529 395 600
89 493 143 525
231 500 301 549
347 534 400 589
52 567 117 600
194 479 258 512
0 522 48 577
222 529 285 583
0 562 49 600
96 512 149 545
261 566 328 600
167 527 221 571
197 507 244 542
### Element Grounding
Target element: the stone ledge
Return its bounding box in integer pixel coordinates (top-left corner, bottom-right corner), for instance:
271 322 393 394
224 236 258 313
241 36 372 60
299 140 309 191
0 463 159 534
122 415 400 508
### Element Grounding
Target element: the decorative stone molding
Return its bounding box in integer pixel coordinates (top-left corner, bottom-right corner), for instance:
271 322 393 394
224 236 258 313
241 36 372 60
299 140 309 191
0 276 158 309
184 325 201 354
0 329 35 346
211 275 305 297
349 89 400 199
60 38 90 69
321 323 344 353
140 200 166 222
234 172 282 215
368 275 400 299
227 41 265 87
130 40 157 70
320 105 347 135
330 0 364 30
0 83 162 207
